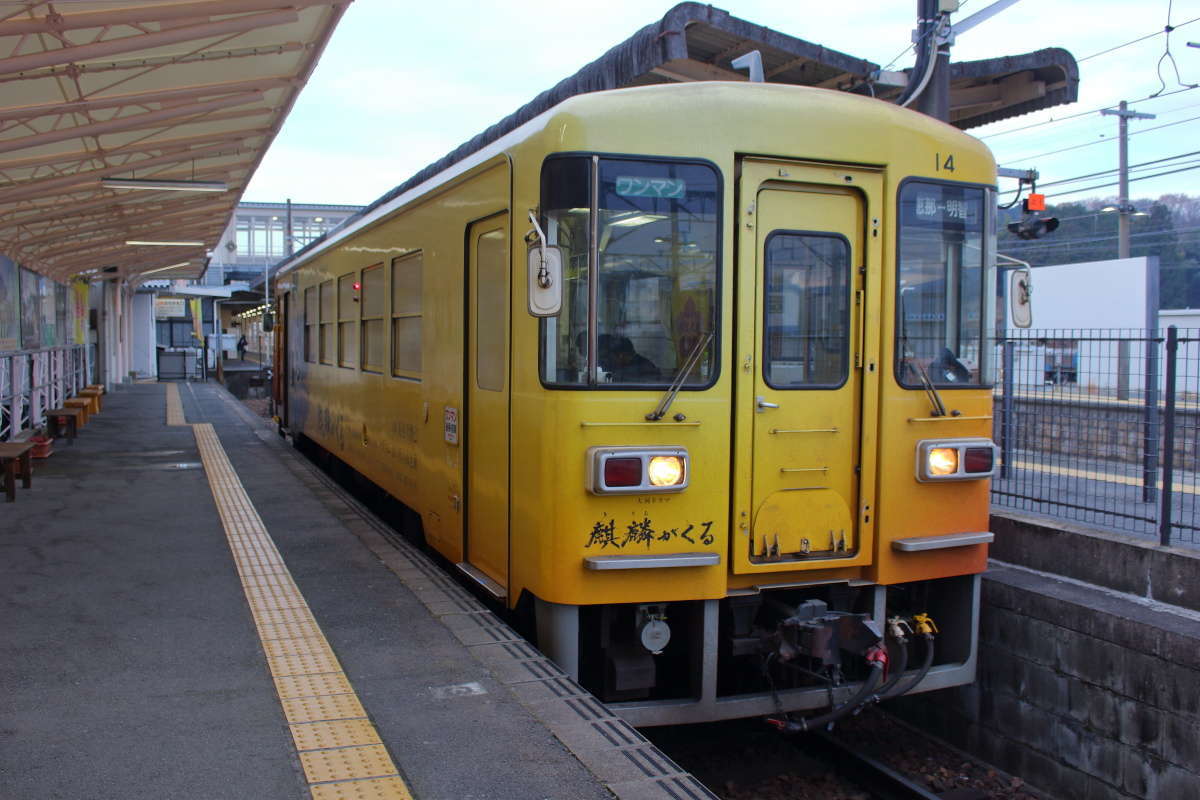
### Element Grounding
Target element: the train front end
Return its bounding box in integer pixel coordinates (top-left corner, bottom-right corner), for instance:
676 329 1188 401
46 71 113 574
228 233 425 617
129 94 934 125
508 84 1003 726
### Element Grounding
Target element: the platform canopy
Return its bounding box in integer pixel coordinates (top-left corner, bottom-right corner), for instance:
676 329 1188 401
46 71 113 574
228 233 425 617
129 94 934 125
0 1 348 283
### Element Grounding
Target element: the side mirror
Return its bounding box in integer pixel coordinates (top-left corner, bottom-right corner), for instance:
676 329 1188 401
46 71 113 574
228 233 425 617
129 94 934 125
1009 267 1032 328
527 245 562 317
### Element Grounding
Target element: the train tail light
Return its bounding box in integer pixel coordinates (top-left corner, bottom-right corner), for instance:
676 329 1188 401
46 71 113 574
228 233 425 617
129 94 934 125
604 457 642 487
588 447 689 494
916 439 997 482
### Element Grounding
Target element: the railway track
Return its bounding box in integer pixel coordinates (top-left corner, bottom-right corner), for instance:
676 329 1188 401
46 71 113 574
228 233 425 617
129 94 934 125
800 732 977 800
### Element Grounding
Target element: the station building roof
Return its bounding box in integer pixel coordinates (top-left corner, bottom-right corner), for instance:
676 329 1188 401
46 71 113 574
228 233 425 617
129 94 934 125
0 1 348 284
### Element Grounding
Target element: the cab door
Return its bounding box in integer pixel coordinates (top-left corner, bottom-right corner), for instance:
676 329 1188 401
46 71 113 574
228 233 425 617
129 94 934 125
733 160 880 574
463 213 510 596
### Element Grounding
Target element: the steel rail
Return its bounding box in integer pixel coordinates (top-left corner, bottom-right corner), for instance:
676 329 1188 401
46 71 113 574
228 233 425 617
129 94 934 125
797 732 947 800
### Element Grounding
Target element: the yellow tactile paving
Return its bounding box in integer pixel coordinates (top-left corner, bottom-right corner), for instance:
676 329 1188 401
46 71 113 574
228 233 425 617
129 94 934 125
165 382 186 426
268 650 344 677
190 423 410 799
274 671 356 700
263 637 333 659
290 719 383 752
310 777 414 800
254 606 321 627
259 620 326 641
299 744 398 784
281 693 367 724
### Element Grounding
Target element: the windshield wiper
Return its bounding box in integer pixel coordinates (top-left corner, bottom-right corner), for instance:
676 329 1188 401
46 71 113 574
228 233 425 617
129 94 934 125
911 354 949 417
646 332 713 421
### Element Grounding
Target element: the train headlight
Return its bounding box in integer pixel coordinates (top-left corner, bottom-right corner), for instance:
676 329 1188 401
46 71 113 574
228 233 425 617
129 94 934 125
927 447 959 476
588 447 689 495
916 439 998 482
647 456 685 487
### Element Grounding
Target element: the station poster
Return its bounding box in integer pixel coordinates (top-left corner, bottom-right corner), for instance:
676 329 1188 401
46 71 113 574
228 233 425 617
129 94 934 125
19 267 40 350
40 275 58 347
0 256 16 351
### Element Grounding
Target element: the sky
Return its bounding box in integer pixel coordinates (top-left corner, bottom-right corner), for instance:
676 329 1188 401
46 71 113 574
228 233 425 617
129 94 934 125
243 0 1200 210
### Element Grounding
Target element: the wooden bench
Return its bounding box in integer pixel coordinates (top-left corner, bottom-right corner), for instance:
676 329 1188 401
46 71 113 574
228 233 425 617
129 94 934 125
78 387 103 413
0 441 34 502
63 397 91 425
46 407 83 444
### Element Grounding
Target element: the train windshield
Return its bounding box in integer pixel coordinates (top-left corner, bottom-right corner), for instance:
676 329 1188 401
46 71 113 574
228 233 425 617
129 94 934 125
540 157 720 388
896 181 994 388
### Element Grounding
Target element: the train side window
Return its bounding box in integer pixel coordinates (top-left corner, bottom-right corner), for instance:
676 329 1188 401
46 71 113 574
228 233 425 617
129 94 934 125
338 272 358 369
392 251 422 378
763 232 850 389
304 286 317 363
360 263 384 373
319 279 334 365
476 227 507 392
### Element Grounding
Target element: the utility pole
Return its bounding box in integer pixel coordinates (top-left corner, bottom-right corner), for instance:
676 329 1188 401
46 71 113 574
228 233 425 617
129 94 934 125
1100 101 1155 258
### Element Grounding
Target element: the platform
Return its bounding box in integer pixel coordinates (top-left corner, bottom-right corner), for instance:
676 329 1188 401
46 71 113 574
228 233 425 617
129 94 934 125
0 382 712 800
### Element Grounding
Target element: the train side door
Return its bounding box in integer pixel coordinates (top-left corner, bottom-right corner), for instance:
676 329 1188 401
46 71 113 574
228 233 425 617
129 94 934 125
462 213 511 596
277 291 289 427
733 160 880 574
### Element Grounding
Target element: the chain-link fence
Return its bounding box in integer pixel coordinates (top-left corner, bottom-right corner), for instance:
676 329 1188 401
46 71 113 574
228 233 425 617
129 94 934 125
992 327 1198 547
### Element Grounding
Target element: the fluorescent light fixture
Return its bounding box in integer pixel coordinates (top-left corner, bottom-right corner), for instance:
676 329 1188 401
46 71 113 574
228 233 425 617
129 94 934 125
126 239 206 246
141 262 192 276
101 177 228 192
607 213 668 228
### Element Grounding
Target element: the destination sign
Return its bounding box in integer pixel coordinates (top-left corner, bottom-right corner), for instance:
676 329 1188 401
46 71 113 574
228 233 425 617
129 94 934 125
915 194 970 222
901 183 983 231
615 176 686 199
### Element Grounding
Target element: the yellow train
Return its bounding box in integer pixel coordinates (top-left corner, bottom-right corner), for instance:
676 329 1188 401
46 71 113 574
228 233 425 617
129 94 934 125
274 81 1018 727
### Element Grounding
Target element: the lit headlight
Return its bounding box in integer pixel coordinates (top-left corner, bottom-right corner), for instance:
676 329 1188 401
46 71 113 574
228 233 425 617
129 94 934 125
587 447 689 494
916 439 998 482
927 448 959 476
648 456 685 486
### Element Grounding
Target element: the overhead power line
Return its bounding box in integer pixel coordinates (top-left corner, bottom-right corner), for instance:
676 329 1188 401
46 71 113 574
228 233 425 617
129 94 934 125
1076 15 1200 63
999 112 1200 165
1002 223 1200 251
1007 149 1200 193
1046 161 1200 199
979 85 1200 141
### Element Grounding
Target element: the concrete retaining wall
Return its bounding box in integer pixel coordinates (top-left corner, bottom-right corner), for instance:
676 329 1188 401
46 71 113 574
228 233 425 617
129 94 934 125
893 512 1200 800
994 396 1200 472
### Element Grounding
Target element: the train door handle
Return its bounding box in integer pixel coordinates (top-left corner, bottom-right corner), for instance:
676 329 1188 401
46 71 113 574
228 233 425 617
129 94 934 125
756 396 779 412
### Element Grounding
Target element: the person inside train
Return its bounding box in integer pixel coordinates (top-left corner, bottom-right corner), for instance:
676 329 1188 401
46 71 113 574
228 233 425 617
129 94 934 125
603 335 659 382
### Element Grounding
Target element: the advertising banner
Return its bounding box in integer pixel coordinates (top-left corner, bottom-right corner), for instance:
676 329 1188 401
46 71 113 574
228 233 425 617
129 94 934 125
73 280 89 345
190 298 203 342
0 256 17 351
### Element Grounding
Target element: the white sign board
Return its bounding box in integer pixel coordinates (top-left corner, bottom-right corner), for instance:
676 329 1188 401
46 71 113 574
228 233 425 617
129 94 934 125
154 297 186 318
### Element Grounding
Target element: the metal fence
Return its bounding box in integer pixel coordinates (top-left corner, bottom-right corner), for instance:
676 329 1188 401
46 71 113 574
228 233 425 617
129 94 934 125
0 345 89 441
992 327 1198 547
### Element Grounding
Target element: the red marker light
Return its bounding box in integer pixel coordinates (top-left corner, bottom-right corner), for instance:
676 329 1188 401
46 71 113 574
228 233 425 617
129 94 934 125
964 447 994 474
353 282 361 291
603 457 642 487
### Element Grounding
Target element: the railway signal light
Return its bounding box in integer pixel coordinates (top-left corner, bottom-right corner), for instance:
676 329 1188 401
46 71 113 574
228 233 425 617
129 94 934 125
1007 213 1059 240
